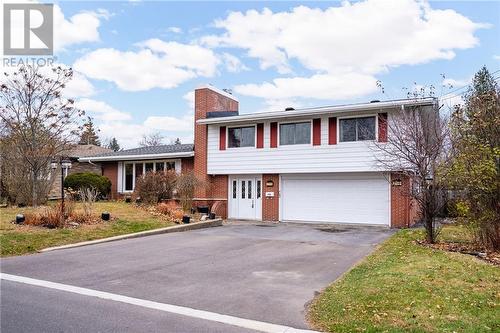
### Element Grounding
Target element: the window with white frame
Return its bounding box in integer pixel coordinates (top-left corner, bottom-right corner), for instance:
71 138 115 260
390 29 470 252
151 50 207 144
228 126 255 148
339 116 376 142
123 160 179 192
279 122 311 145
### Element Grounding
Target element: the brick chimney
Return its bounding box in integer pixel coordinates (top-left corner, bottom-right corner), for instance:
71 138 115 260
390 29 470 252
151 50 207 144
193 85 238 204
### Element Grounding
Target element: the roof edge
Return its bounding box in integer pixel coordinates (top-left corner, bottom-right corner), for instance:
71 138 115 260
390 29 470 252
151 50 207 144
197 98 437 125
79 151 195 162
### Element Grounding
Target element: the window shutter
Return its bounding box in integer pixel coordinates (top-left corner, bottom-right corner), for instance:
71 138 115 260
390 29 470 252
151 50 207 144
219 126 226 150
270 122 278 148
256 123 264 148
313 118 321 146
328 117 337 145
378 113 388 142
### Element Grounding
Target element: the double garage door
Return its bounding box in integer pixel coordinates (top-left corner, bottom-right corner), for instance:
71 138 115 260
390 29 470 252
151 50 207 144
281 173 390 225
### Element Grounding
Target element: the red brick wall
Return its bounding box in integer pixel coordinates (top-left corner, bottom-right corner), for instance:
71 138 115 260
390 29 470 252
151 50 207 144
262 174 280 221
181 157 194 173
102 162 118 199
193 87 238 217
390 172 420 228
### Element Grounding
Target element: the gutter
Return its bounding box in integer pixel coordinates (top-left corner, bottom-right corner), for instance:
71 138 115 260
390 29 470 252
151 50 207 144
197 98 437 125
78 151 195 162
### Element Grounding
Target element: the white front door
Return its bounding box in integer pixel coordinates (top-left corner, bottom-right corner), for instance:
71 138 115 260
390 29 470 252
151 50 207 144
229 176 262 220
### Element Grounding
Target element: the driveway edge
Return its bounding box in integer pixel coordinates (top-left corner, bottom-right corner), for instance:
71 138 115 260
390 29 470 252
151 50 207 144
39 219 223 253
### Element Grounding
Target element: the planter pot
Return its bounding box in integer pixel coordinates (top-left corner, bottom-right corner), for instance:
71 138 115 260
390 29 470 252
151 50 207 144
209 212 216 220
101 212 111 221
182 215 191 224
15 214 25 224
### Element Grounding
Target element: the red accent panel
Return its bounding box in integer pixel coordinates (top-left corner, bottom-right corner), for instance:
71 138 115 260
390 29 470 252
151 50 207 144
378 113 388 142
257 123 264 148
219 126 226 150
328 117 337 145
270 122 278 148
313 118 321 145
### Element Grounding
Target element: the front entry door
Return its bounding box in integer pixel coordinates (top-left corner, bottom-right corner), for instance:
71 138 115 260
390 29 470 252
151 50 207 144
229 176 262 220
238 178 255 219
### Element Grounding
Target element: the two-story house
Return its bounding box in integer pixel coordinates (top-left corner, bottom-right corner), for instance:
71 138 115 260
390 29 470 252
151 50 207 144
81 85 434 228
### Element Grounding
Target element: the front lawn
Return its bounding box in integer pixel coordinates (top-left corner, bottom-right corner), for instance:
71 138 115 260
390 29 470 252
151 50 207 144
0 201 174 256
308 225 500 332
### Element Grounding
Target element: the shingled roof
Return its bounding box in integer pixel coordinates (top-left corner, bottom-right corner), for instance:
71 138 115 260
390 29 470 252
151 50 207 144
78 143 194 161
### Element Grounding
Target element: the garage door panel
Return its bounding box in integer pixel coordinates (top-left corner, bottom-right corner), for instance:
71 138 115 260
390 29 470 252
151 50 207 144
281 173 389 225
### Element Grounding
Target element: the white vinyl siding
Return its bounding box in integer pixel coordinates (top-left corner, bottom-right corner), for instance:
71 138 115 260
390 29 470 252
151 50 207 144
206 114 385 175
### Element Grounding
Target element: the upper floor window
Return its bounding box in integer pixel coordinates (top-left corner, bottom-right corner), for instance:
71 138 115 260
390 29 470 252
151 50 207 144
339 116 376 142
228 126 255 148
279 122 311 145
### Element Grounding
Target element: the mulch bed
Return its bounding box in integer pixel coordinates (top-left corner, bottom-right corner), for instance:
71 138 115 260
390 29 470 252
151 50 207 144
416 240 500 266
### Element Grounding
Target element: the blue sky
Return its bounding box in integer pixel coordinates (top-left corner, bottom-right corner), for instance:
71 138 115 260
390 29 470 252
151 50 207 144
5 0 500 147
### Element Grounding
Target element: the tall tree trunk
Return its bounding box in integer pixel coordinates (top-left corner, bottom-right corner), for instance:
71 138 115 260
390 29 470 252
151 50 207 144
32 169 38 207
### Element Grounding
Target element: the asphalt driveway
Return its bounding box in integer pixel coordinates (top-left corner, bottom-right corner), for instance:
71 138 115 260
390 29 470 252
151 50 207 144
1 222 393 332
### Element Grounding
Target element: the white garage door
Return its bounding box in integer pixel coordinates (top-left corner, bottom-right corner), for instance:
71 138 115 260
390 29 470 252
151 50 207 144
281 173 390 225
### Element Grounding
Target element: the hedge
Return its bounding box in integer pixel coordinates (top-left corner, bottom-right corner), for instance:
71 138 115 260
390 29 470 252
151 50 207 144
64 172 111 196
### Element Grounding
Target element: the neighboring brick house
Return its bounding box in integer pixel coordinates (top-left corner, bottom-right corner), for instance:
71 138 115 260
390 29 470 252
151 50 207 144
81 85 433 227
49 144 112 199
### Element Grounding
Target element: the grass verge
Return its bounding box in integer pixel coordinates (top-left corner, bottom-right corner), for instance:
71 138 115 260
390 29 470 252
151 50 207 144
0 201 174 256
308 225 499 333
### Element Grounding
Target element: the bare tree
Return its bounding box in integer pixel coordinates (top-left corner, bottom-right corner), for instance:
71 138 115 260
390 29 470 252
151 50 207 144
374 100 449 243
0 65 84 206
139 132 164 147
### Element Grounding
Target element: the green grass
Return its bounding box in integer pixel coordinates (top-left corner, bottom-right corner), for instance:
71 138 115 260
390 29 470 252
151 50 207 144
308 226 500 333
0 201 174 256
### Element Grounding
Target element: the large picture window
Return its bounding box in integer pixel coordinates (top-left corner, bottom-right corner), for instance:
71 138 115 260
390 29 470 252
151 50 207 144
123 160 178 192
339 116 376 142
125 163 134 191
279 122 311 145
228 126 255 148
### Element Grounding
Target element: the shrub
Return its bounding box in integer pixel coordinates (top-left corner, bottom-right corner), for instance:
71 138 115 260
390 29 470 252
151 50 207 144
157 201 181 216
176 172 203 212
171 210 185 222
64 173 111 198
133 171 176 205
24 204 64 228
79 187 99 217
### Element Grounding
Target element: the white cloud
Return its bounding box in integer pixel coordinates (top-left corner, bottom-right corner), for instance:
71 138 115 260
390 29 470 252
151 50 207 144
0 61 95 99
75 98 131 122
203 1 486 75
493 55 500 61
203 0 486 103
234 73 378 100
183 91 195 110
54 7 111 51
167 26 182 34
80 93 195 148
144 114 193 132
74 39 219 91
64 71 96 98
221 52 249 73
